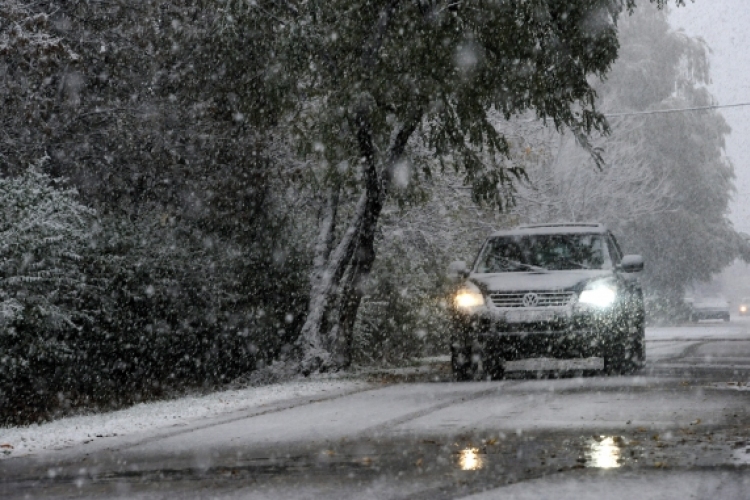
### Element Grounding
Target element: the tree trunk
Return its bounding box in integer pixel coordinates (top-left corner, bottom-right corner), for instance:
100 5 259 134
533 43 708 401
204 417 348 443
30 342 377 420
295 1 420 372
296 192 367 374
330 111 423 367
298 108 423 373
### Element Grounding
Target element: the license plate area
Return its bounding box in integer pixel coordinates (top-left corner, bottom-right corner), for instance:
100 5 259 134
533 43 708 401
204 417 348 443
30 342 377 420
505 310 556 323
504 357 604 371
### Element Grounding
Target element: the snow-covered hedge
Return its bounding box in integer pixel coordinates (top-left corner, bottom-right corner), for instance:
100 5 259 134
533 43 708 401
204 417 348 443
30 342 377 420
0 165 96 423
0 166 311 426
0 165 94 330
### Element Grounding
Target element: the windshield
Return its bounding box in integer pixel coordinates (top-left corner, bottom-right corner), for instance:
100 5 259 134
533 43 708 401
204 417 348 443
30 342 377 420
475 234 610 272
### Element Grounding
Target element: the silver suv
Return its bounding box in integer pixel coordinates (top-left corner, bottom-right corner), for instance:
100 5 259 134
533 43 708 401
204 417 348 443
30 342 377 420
448 223 645 380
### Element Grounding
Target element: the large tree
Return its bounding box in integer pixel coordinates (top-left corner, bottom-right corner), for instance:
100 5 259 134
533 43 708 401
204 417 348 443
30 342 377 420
217 0 681 372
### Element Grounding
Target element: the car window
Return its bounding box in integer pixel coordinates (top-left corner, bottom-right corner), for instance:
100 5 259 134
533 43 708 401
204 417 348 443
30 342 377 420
606 234 623 264
475 233 610 272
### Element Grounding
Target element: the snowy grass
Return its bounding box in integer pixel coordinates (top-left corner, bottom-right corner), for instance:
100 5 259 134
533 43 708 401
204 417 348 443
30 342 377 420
0 379 370 460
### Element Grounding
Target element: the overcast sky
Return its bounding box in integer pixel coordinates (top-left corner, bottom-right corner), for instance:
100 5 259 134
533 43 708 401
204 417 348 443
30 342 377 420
669 1 750 234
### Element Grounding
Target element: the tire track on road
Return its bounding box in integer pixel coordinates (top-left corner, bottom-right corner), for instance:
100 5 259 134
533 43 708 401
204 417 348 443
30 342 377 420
360 384 513 436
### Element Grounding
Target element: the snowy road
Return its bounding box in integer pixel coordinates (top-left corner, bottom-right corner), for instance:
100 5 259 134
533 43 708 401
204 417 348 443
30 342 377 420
2 320 750 499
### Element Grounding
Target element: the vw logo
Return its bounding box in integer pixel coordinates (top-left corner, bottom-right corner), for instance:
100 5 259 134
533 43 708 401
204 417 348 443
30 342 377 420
522 293 539 307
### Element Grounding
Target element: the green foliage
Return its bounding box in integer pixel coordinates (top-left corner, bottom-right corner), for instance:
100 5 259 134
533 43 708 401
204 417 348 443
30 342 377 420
71 212 310 403
1 200 311 425
0 160 312 425
0 1 316 424
352 236 450 365
0 164 95 332
225 0 681 208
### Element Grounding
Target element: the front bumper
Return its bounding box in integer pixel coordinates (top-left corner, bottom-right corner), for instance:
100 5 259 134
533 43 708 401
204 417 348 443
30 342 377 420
453 308 625 361
692 309 729 319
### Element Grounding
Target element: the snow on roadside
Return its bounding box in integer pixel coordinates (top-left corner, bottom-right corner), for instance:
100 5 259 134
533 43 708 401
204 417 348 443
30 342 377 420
0 379 371 460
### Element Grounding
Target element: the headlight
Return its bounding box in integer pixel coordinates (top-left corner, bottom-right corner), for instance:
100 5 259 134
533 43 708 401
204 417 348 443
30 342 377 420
741 305 747 313
455 283 484 310
578 280 617 308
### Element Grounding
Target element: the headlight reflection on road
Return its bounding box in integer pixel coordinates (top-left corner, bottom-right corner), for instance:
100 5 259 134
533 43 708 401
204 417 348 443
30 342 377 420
458 447 485 470
586 436 623 469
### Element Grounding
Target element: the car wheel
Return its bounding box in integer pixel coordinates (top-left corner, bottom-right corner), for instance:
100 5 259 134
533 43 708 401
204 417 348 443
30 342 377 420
604 335 630 375
629 326 646 371
723 314 731 322
451 343 471 381
605 316 645 375
452 340 493 381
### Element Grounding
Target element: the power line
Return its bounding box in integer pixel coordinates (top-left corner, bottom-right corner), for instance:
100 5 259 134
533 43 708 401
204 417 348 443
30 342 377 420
604 102 750 117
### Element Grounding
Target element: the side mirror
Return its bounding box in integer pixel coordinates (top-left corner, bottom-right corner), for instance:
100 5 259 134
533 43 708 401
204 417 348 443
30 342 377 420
447 260 470 281
619 254 644 273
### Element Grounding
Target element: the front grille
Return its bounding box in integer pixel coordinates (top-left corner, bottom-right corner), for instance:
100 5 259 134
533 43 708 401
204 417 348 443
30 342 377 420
489 291 575 308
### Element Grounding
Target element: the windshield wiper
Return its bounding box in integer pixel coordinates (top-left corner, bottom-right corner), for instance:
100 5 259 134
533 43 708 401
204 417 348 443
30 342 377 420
498 256 548 272
556 258 591 270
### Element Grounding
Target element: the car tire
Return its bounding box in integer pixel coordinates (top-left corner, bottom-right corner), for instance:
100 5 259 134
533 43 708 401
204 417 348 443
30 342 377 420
604 335 632 375
605 311 645 375
452 340 493 381
629 326 646 371
451 343 471 381
723 314 730 322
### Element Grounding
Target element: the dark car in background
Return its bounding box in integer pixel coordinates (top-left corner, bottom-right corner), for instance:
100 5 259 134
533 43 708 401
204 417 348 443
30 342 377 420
448 223 645 380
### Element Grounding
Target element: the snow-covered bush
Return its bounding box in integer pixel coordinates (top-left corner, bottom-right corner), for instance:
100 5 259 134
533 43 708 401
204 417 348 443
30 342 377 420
0 165 94 330
0 189 311 425
76 213 310 402
351 233 452 366
0 164 96 423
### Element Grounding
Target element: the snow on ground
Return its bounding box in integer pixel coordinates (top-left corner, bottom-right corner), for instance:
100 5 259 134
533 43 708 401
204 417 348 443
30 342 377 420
0 379 371 460
647 318 750 341
646 321 750 362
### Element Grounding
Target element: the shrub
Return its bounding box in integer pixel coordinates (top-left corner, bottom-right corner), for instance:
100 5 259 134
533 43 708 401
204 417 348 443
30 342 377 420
0 164 96 423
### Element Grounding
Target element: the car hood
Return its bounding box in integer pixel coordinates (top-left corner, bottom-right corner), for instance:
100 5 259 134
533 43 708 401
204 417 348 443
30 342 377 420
469 269 612 293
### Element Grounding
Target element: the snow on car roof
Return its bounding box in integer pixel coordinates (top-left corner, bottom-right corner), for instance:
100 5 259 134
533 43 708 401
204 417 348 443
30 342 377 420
489 223 608 237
